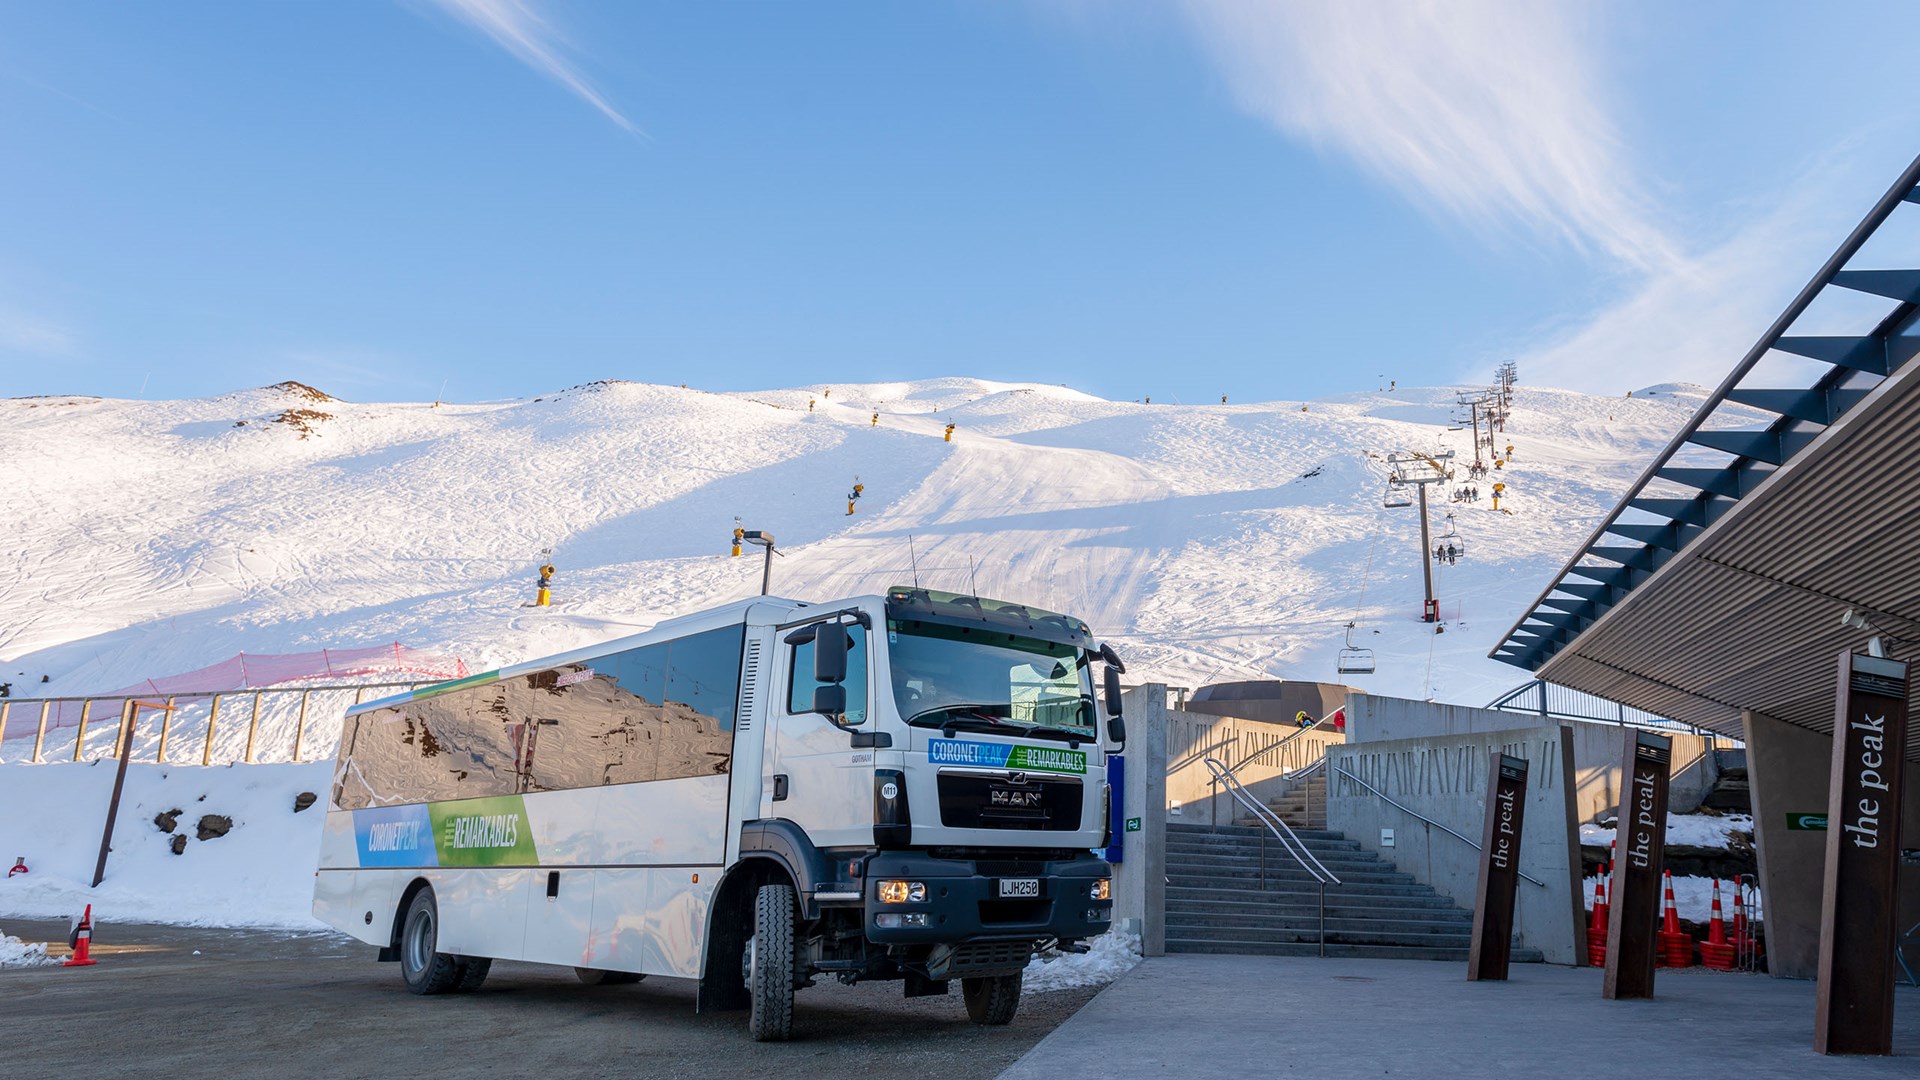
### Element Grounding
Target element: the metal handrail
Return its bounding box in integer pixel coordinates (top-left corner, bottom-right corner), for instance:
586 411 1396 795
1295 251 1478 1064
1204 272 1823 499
1330 763 1547 888
1204 754 1340 957
1204 757 1341 886
1222 708 1342 774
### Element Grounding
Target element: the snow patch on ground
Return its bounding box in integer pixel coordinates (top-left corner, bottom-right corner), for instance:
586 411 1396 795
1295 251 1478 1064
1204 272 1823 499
1581 812 1753 850
0 931 55 967
1582 874 1761 924
0 763 330 928
1022 927 1141 992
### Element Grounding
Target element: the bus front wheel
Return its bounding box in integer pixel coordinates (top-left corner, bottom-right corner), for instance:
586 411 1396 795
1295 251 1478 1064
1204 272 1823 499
399 888 465 995
745 883 796 1041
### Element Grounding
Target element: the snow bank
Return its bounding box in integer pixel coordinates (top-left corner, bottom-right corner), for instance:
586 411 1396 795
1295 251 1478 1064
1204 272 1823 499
0 762 331 928
1581 812 1753 850
1022 927 1141 992
2 378 1712 713
0 931 55 967
1582 874 1761 924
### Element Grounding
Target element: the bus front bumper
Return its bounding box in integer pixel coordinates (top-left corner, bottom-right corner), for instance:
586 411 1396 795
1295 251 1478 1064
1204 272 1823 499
861 850 1112 946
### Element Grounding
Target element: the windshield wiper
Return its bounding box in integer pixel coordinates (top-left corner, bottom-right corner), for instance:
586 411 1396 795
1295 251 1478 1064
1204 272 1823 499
907 703 1009 727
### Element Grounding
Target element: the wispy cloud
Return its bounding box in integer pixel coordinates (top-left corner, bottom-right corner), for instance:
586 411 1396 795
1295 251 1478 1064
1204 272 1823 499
1172 0 1678 272
421 0 639 134
1515 154 1886 394
0 307 75 357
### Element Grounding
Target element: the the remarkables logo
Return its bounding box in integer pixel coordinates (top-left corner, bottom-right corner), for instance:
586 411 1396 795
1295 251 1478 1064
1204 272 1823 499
427 796 538 867
444 813 519 850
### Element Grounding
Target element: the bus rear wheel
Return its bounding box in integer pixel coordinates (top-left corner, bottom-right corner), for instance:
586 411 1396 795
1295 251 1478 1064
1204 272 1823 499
399 888 464 995
962 972 1022 1025
745 883 796 1041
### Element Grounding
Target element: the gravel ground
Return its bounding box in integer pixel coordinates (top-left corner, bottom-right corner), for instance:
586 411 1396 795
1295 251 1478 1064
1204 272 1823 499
0 919 1099 1080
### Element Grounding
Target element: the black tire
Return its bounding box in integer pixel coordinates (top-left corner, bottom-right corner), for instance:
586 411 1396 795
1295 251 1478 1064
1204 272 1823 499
455 957 492 992
962 972 1022 1025
746 883 796 1042
399 888 464 995
574 967 645 985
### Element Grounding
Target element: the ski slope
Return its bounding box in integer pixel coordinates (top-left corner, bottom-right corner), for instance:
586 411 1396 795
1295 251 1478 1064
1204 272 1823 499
1 376 1716 721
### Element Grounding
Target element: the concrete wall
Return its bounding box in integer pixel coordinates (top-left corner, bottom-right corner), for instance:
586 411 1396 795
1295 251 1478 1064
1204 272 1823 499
1110 685 1168 957
1325 725 1587 965
1164 708 1342 828
1744 708 1920 981
1344 693 1723 822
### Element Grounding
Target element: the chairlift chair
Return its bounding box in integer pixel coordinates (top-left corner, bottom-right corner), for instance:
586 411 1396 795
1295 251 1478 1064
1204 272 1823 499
1336 621 1376 675
1382 481 1412 509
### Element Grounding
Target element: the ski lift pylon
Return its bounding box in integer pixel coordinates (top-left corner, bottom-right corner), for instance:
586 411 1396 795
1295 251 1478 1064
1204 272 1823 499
1337 621 1376 676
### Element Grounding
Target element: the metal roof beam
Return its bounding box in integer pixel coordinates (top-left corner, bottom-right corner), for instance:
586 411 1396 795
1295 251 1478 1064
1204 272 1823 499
1724 387 1839 425
1607 522 1701 550
1773 334 1920 376
1656 465 1771 497
1589 545 1656 570
1686 429 1785 465
1831 268 1920 303
1628 496 1710 526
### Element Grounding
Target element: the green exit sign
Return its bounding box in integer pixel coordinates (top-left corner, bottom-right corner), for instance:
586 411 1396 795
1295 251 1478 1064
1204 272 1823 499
1787 813 1828 831
1125 817 1142 833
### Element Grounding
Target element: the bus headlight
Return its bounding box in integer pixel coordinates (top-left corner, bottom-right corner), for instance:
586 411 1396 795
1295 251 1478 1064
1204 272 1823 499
1091 878 1111 901
877 880 927 904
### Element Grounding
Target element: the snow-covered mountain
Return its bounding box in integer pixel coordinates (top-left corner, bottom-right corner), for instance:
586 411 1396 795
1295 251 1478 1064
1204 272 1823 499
1 377 1716 710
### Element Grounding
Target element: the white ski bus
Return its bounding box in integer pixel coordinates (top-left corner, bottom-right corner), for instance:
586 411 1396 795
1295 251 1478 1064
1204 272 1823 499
314 586 1126 1039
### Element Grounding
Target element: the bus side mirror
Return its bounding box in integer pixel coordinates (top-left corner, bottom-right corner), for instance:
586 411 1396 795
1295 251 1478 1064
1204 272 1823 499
815 622 849 684
1103 665 1125 746
812 683 847 717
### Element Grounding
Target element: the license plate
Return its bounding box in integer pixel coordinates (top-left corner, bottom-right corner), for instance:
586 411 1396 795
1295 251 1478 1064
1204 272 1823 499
998 878 1040 898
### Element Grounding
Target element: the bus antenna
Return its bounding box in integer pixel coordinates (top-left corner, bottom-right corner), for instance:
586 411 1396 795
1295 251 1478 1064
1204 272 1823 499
908 535 922 588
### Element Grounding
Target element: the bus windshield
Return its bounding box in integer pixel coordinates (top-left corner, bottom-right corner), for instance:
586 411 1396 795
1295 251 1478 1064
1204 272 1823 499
887 620 1093 737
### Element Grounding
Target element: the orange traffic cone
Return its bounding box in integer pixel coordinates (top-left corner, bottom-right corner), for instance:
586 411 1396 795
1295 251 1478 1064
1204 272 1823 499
63 904 97 967
1587 866 1610 966
1661 870 1681 936
1700 879 1736 970
1658 870 1693 968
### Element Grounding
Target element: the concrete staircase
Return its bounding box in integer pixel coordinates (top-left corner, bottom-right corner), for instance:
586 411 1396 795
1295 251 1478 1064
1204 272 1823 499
1164 821 1546 962
1263 773 1327 829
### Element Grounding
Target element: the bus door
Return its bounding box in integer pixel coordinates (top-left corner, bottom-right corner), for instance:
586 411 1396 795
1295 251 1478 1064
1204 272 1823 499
764 621 875 848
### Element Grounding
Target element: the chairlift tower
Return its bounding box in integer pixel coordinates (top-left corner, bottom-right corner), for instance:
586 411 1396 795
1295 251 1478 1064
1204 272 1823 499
1454 391 1496 466
1384 450 1455 622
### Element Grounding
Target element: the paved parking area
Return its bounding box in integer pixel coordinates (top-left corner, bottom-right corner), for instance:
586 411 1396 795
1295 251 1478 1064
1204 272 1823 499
0 919 1095 1080
1001 953 1920 1079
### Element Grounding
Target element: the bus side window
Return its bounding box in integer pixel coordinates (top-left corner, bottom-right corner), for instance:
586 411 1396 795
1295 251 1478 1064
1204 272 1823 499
787 625 868 725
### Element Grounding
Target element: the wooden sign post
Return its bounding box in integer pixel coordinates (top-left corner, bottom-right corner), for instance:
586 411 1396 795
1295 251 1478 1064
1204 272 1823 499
1468 752 1529 981
1814 651 1909 1055
1603 730 1671 1000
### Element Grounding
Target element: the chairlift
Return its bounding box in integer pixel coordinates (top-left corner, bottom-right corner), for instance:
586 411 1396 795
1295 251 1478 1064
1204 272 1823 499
1383 481 1412 509
1336 621 1376 675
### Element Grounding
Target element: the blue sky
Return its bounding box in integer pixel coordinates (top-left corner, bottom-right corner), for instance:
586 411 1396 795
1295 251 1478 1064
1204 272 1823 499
4 1 1920 405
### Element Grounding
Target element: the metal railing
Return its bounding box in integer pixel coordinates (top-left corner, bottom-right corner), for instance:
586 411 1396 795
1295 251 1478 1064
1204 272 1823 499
1329 762 1546 888
1204 755 1342 956
1486 679 1728 740
0 682 420 766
